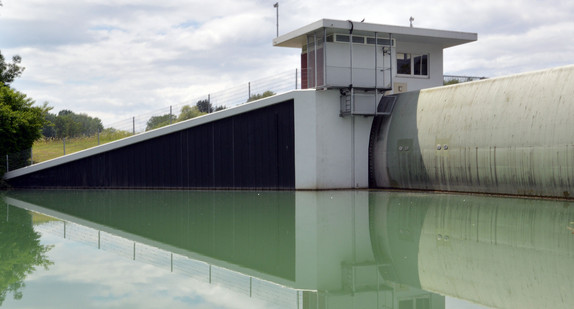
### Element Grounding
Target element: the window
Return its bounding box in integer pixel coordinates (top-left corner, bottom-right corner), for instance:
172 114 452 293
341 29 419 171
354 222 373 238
397 53 429 76
326 34 396 46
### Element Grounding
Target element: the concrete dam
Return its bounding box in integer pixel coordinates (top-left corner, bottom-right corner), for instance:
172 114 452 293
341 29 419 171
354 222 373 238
370 64 574 198
4 19 574 198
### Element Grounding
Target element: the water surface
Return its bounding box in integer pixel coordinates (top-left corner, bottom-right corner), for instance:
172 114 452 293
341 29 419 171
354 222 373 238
1 190 573 308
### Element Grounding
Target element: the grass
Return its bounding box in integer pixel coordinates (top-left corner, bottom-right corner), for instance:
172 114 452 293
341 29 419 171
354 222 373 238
32 130 132 163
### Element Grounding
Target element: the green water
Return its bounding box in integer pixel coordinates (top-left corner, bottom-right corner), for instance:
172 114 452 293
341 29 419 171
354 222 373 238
1 190 573 309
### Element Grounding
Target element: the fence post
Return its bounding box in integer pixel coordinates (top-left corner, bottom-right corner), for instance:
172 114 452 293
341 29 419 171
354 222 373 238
63 138 66 155
248 82 251 100
169 106 173 124
5 154 8 172
30 148 33 165
97 130 100 145
132 117 135 135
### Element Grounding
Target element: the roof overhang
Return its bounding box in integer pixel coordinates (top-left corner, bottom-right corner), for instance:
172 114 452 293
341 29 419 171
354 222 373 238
273 19 477 49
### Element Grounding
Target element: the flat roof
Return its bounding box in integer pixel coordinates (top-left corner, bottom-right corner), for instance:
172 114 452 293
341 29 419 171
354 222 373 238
273 19 477 49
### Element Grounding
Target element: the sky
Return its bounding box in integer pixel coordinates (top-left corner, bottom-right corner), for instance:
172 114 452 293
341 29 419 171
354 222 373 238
1 0 574 126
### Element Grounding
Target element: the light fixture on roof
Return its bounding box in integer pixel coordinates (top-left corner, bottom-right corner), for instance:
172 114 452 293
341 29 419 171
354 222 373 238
409 16 414 27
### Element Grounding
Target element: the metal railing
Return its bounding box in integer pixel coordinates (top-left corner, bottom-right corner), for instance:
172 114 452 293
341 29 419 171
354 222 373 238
443 74 486 84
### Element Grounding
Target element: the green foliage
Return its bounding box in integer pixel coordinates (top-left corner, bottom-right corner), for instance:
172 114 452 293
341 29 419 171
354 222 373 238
444 79 460 86
177 105 205 122
0 51 25 87
41 109 103 139
195 99 212 113
247 90 275 102
32 129 132 163
0 200 53 305
195 99 226 114
0 85 49 173
146 114 176 131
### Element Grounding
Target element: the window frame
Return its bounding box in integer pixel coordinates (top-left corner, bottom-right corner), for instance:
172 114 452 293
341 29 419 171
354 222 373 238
396 52 429 77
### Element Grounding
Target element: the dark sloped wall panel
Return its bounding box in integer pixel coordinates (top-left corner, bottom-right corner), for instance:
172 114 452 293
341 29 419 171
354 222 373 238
8 100 295 189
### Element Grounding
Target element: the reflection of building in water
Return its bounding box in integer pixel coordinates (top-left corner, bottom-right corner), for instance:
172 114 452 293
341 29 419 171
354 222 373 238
6 190 574 309
5 190 440 309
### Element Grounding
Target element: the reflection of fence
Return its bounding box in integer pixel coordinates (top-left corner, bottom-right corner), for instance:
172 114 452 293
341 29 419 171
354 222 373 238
32 217 303 309
2 69 299 173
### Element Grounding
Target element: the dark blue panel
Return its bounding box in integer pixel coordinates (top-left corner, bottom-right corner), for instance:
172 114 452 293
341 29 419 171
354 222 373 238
8 100 295 189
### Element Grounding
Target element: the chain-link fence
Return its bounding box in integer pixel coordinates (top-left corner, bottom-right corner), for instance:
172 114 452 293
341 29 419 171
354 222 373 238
3 72 485 174
2 69 299 173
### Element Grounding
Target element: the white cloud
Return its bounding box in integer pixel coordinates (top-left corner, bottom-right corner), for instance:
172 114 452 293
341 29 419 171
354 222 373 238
2 0 574 125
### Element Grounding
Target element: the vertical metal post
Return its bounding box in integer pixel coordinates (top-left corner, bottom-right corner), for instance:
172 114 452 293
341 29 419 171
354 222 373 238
248 82 251 100
97 130 100 145
314 32 318 88
389 33 394 92
169 106 173 124
98 231 101 249
208 94 211 107
133 242 136 260
132 117 135 135
63 137 66 155
209 265 212 283
274 2 279 37
5 154 8 172
374 32 379 113
295 68 298 89
171 253 173 272
30 148 33 165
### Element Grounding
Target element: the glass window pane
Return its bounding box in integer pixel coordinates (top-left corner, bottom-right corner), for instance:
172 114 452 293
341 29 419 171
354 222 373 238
397 53 411 75
377 38 391 46
366 37 376 45
336 34 350 42
421 55 428 75
414 55 422 75
352 36 364 44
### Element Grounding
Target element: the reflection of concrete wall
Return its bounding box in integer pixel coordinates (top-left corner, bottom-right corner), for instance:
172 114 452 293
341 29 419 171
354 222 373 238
372 65 574 198
419 197 574 309
370 192 574 309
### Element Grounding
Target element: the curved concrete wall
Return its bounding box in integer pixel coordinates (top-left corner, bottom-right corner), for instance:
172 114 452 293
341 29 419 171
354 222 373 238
371 65 574 198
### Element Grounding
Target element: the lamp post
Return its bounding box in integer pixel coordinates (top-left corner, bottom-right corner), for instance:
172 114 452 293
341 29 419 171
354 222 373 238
273 2 279 37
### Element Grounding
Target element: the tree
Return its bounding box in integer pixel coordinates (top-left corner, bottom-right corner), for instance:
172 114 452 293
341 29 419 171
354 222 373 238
0 201 53 306
247 90 275 102
177 105 205 122
0 51 25 87
195 99 226 114
196 99 213 113
145 114 176 131
41 110 104 139
1 86 50 173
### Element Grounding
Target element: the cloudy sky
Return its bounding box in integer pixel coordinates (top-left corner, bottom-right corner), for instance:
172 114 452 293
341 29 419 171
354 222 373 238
1 0 574 126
